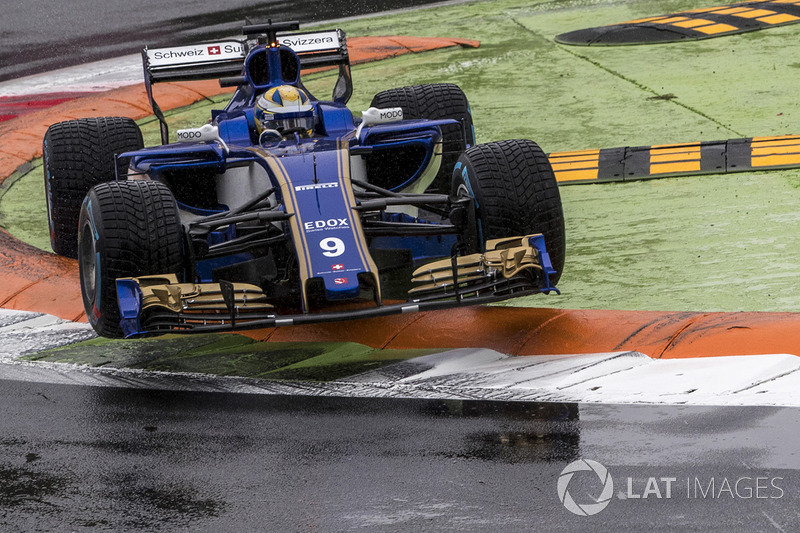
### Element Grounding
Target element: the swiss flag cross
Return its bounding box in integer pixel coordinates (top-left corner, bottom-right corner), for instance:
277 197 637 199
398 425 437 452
332 264 344 271
208 46 221 55
334 278 348 285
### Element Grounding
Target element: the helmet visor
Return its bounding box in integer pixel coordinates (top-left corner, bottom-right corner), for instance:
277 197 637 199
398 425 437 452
266 116 314 135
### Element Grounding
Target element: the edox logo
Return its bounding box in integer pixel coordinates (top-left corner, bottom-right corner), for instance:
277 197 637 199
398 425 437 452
303 219 349 231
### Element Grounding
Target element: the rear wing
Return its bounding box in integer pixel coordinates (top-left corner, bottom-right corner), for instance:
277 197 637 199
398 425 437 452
142 22 352 144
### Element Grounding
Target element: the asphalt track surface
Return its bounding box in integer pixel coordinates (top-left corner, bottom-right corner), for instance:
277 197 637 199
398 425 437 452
0 0 448 82
2 379 800 532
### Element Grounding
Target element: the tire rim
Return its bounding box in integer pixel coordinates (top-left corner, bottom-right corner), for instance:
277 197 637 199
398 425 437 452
44 166 54 234
79 222 97 304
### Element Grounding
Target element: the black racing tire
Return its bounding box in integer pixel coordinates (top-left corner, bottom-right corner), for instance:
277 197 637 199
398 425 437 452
78 180 184 338
452 139 566 285
43 117 144 258
370 83 474 193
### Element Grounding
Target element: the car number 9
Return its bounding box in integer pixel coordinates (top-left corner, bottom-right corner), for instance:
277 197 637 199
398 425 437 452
320 237 345 257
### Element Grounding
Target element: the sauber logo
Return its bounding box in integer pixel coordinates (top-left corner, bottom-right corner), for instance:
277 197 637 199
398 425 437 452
221 43 244 54
152 48 205 60
334 278 348 285
148 42 244 66
295 182 339 191
280 36 335 47
275 31 340 52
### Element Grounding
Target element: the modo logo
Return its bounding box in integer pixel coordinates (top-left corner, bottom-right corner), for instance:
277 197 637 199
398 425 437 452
380 109 402 120
557 459 614 516
177 130 202 140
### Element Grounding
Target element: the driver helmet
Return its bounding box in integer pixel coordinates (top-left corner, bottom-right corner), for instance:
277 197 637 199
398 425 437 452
255 85 315 137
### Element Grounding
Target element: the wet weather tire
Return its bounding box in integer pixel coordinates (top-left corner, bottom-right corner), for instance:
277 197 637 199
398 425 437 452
43 117 143 258
78 180 184 338
452 139 566 285
370 83 474 193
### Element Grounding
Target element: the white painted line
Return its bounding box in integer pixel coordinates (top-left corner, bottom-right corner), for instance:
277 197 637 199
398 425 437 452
0 308 95 361
0 309 44 328
2 306 800 407
0 54 143 97
360 349 800 407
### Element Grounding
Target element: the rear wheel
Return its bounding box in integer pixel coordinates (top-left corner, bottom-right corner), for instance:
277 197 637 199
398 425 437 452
370 83 474 193
44 117 143 258
78 180 184 338
452 139 565 285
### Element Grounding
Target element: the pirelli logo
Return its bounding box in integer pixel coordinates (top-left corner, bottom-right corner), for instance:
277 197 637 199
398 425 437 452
294 182 339 192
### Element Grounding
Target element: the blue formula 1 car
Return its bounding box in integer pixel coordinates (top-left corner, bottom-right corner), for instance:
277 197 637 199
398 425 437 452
42 21 566 338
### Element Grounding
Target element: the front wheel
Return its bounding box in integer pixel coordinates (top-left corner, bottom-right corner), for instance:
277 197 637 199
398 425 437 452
78 180 184 338
452 139 565 285
43 117 143 258
370 83 474 193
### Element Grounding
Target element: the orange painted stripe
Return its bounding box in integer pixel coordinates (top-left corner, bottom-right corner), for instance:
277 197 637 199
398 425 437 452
752 134 800 141
551 159 599 170
713 7 754 14
680 7 719 13
651 142 701 149
553 168 599 182
619 16 668 24
758 13 800 22
650 145 701 154
751 144 800 155
752 154 800 166
751 139 800 149
650 161 702 174
650 152 700 163
672 18 717 28
549 157 600 165
345 36 479 67
649 145 702 172
732 8 778 18
549 149 600 158
751 140 800 155
695 23 740 34
657 16 691 24
549 150 600 182
243 307 800 359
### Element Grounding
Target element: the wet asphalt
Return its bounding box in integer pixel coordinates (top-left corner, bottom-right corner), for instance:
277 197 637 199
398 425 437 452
2 378 800 532
0 0 446 82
